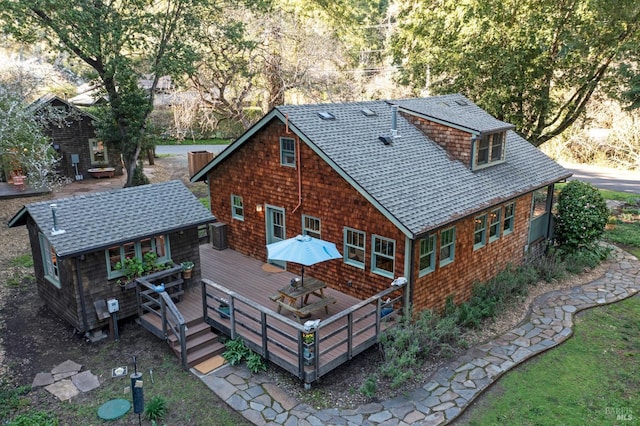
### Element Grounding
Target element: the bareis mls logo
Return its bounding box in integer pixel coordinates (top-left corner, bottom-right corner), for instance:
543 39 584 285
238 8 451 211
605 407 634 421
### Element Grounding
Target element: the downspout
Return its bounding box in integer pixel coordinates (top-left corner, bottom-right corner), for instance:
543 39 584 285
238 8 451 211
75 256 89 334
404 237 415 317
292 136 302 214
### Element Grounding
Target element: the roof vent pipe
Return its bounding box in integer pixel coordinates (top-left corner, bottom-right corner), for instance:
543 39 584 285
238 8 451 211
391 105 398 138
50 204 66 235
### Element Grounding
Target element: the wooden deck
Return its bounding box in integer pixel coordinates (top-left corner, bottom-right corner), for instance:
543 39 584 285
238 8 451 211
171 244 406 385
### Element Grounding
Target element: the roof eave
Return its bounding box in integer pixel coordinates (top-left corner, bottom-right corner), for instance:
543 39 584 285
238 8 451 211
398 106 515 135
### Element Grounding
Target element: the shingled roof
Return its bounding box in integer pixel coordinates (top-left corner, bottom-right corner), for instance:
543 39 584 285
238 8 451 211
192 94 570 238
8 180 215 258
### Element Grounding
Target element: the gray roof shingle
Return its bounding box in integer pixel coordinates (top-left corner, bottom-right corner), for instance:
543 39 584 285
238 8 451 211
9 180 215 258
275 94 570 237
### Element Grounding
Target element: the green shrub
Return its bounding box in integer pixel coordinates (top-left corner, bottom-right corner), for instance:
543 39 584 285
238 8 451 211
359 374 378 398
223 337 250 365
245 351 267 373
145 395 167 422
131 160 150 186
554 180 609 251
6 411 58 426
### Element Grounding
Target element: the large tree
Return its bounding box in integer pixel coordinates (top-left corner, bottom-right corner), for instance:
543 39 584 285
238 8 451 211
391 0 640 146
3 0 205 186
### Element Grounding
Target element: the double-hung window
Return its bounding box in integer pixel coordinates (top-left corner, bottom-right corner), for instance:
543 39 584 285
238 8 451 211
302 215 321 239
344 228 365 268
39 233 60 288
280 137 296 167
503 203 515 235
372 235 395 278
419 235 436 276
474 215 487 250
231 195 244 220
439 227 456 267
106 235 171 279
489 208 501 242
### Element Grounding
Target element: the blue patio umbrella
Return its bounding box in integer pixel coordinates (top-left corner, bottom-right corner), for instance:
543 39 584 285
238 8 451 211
266 234 341 286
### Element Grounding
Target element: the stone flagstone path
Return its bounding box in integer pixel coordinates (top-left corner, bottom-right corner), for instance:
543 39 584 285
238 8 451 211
194 246 639 425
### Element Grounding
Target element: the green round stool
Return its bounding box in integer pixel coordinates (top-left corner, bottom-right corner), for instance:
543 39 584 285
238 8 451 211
97 398 131 420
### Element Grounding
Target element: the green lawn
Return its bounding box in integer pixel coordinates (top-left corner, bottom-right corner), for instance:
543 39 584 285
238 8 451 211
462 296 640 425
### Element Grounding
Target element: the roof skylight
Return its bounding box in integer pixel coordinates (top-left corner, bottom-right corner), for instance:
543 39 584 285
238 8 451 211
317 111 336 121
361 108 377 117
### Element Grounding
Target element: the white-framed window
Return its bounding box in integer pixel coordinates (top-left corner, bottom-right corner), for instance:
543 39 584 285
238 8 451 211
440 226 456 267
231 195 244 220
474 131 506 169
474 215 487 250
106 235 171 279
280 137 296 167
489 208 502 242
419 235 436 276
39 233 60 288
503 202 515 235
372 235 395 278
302 215 321 239
344 227 365 268
88 138 109 165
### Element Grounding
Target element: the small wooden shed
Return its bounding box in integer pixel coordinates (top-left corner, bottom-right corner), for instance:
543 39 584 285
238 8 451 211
8 180 215 336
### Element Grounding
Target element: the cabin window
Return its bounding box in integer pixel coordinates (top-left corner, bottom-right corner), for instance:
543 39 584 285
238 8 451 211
474 131 505 169
231 195 244 220
344 227 365 268
88 138 109 165
106 235 171 279
474 215 487 250
489 208 502 242
39 233 60 288
280 137 296 167
503 202 515 235
302 215 321 239
372 235 395 278
439 226 456 267
419 234 436 276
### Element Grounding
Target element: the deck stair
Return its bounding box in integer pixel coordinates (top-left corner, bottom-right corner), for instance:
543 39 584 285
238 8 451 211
167 319 226 368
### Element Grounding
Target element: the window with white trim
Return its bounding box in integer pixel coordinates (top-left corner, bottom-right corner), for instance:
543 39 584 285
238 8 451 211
302 215 321 239
344 228 365 268
439 227 456 267
372 235 395 277
474 215 487 250
39 233 60 288
489 208 501 242
280 137 296 167
106 235 171 279
419 235 436 276
503 202 515 235
474 131 506 169
231 195 244 220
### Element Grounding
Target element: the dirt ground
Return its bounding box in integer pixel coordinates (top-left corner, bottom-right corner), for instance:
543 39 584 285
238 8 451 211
0 154 616 423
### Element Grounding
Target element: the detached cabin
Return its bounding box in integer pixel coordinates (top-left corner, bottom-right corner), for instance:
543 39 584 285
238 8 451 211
8 180 214 336
192 94 571 313
29 94 123 180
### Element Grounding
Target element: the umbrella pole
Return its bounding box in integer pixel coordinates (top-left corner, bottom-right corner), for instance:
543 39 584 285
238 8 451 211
300 266 305 308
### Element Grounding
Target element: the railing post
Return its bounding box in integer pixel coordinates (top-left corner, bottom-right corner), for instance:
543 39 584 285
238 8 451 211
180 323 188 369
229 297 236 339
160 296 167 338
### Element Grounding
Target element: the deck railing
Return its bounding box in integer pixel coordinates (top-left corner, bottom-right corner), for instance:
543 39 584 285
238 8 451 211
135 267 189 369
201 278 406 386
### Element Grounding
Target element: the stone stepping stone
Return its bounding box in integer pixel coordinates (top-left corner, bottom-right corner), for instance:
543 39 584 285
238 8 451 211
51 359 82 375
32 372 54 388
71 370 100 392
45 379 79 401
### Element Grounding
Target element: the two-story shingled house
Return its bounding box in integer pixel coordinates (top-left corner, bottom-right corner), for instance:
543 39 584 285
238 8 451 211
192 94 571 312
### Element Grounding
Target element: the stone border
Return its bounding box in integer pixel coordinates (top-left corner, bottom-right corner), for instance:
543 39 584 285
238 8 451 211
194 245 639 425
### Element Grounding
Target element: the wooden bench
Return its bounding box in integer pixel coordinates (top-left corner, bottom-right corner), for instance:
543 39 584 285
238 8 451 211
277 296 336 322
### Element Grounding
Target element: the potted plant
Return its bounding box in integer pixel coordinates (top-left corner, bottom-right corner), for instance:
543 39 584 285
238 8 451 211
181 261 194 279
114 257 144 287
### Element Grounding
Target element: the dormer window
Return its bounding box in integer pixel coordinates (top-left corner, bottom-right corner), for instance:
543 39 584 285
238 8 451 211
474 131 506 169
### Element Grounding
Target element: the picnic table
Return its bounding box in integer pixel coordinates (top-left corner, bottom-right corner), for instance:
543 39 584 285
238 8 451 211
270 277 336 322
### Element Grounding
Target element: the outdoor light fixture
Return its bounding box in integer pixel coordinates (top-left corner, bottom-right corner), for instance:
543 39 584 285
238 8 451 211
256 204 264 212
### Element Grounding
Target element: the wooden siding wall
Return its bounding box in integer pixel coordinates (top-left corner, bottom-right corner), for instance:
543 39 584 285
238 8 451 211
402 112 473 168
42 101 123 179
411 194 533 311
207 120 406 300
27 221 201 333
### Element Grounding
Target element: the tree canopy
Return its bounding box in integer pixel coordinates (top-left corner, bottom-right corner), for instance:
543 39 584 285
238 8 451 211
391 0 640 146
3 0 207 186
